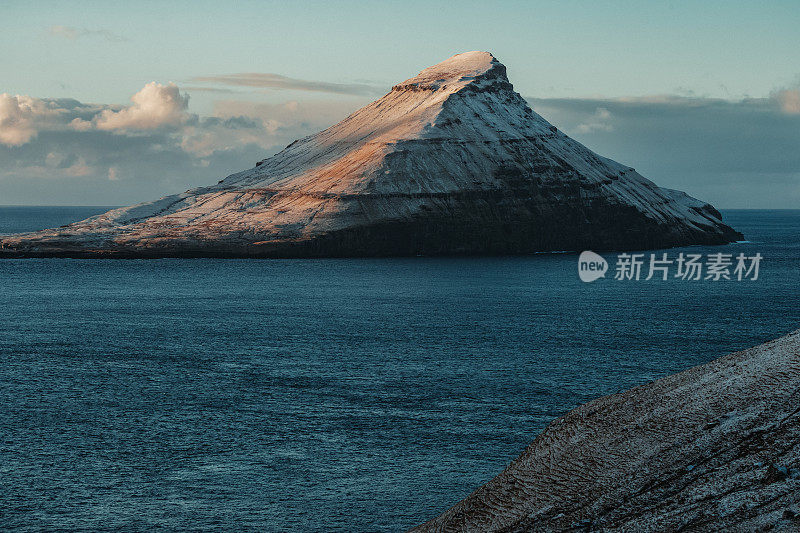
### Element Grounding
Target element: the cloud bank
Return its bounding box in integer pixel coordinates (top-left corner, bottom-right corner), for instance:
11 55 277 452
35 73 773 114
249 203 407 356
1 77 798 207
528 91 800 208
0 83 362 204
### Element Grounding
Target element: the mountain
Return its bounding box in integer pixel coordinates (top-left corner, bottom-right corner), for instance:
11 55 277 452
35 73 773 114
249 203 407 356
0 51 741 257
414 330 800 532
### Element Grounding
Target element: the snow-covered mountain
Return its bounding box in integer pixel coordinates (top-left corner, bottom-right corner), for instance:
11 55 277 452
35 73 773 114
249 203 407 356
1 51 741 257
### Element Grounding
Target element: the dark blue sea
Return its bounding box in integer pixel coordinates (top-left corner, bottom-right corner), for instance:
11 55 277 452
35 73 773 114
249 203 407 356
1 207 798 531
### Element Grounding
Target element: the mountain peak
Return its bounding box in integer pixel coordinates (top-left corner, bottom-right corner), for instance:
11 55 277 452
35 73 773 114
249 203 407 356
0 51 742 258
392 51 507 92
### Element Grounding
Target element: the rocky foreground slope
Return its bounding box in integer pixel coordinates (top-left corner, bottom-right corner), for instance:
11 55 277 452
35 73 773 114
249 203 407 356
0 51 741 257
414 330 800 532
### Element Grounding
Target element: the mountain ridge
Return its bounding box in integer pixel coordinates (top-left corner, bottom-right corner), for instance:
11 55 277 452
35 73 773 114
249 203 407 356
0 51 742 258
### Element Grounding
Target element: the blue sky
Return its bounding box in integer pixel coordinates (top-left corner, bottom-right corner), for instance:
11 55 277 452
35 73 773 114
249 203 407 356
1 1 798 206
5 0 799 105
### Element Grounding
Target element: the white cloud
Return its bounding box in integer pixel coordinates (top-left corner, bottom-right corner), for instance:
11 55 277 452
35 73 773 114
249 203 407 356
0 82 363 153
0 82 361 203
179 99 360 157
0 94 83 146
179 125 266 158
69 117 94 132
772 88 800 115
576 107 614 133
95 82 191 131
0 94 39 146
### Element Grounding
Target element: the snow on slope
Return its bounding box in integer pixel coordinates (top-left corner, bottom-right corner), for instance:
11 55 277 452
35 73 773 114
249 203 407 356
414 329 800 532
0 51 741 257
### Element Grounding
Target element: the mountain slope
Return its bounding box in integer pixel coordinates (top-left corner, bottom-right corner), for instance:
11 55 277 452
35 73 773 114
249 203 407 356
413 330 800 532
0 52 741 257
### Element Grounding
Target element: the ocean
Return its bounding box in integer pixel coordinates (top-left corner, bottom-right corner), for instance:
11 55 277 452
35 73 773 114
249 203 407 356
1 207 798 531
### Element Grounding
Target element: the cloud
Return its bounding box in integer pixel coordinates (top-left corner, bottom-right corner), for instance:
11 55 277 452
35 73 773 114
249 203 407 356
48 25 127 42
1 83 194 147
771 88 800 115
2 77 798 208
93 82 191 131
527 93 800 208
212 99 361 130
576 107 613 133
0 82 358 152
178 100 361 157
190 73 385 96
0 93 86 146
0 82 360 204
0 94 39 146
15 151 94 179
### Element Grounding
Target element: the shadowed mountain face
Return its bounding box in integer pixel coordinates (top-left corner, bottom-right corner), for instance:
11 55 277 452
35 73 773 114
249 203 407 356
413 330 800 532
0 52 741 258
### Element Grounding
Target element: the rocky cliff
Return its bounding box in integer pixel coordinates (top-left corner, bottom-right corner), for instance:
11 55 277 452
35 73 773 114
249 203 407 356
0 52 741 257
413 330 800 532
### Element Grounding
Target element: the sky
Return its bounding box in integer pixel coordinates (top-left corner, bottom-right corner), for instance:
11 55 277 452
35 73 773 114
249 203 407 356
1 0 798 207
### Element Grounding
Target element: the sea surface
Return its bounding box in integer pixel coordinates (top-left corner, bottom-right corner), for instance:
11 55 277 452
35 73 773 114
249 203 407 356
1 207 798 531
